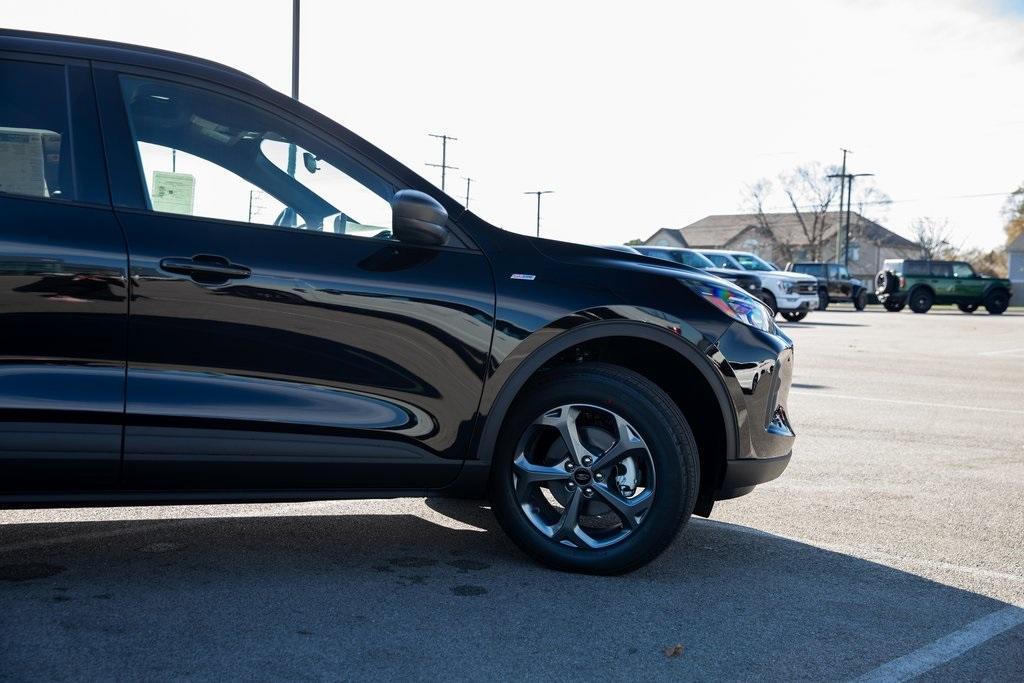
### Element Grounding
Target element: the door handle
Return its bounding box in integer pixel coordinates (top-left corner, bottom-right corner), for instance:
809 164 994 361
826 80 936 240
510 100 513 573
159 254 251 280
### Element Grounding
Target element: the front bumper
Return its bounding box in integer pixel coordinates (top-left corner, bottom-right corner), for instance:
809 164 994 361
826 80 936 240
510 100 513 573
717 453 791 499
710 321 796 500
776 292 819 313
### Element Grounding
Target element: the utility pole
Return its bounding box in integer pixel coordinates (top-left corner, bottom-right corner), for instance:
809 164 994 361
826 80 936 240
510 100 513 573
832 148 850 262
426 133 458 191
844 173 873 267
524 190 553 237
287 0 300 178
462 177 473 208
171 149 176 173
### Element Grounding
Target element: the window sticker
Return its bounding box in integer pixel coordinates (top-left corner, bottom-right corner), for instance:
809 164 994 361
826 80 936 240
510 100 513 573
151 170 196 215
0 128 52 197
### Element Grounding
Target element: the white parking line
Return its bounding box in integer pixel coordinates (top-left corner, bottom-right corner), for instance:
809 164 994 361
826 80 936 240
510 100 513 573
789 391 1024 416
849 605 1024 682
978 347 1024 356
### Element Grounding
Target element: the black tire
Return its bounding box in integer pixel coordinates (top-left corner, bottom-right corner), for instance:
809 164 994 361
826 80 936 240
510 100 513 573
909 288 933 314
854 290 867 311
957 302 978 314
761 290 778 317
818 289 829 311
875 270 898 296
984 289 1009 315
781 310 808 322
883 299 905 312
489 362 699 575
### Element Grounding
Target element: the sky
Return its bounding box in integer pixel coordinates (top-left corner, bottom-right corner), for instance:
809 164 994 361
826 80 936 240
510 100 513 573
5 0 1024 249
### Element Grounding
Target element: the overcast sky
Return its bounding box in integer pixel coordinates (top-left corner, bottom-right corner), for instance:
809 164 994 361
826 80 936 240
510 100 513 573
7 0 1024 249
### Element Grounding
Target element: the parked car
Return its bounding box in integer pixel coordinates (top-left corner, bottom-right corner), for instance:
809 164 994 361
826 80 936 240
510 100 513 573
787 262 868 311
875 259 1012 314
633 246 762 297
698 250 819 322
0 30 796 574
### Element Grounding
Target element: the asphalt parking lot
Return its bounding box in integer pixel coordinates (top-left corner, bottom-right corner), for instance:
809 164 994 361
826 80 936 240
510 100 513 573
1 306 1022 681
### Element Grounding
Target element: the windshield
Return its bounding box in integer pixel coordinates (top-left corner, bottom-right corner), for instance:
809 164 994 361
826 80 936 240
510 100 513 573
679 250 716 269
732 253 776 272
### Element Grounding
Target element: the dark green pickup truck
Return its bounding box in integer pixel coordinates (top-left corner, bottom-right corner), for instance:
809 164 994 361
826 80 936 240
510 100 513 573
875 259 1012 314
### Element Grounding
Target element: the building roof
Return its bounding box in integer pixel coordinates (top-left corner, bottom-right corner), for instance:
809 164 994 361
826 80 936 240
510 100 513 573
643 228 689 247
655 212 917 250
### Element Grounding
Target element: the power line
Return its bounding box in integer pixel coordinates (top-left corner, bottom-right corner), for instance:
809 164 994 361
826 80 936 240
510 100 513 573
426 133 458 191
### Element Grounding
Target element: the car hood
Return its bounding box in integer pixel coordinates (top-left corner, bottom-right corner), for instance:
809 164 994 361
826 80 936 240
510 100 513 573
529 239 753 296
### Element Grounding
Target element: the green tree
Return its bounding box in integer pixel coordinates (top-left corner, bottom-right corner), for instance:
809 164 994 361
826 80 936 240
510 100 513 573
624 238 643 245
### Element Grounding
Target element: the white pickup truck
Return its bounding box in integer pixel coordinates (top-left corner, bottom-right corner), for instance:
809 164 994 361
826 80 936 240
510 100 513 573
699 249 820 321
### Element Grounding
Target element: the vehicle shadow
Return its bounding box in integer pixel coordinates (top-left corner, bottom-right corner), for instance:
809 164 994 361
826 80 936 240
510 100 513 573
0 502 1017 680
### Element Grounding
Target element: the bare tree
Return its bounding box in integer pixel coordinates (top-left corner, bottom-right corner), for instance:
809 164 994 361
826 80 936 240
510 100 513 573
780 163 841 261
911 217 956 259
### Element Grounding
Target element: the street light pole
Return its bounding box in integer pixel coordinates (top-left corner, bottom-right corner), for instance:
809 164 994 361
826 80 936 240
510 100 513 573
463 177 472 208
524 190 553 237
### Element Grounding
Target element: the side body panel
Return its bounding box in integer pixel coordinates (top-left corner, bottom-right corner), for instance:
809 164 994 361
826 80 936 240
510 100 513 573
0 56 125 492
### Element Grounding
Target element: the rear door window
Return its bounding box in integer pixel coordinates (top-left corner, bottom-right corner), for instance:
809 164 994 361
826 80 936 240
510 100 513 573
903 261 928 276
0 59 75 201
930 262 953 278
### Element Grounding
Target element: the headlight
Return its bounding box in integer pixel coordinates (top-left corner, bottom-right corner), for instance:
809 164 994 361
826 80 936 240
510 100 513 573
781 281 795 294
684 281 775 333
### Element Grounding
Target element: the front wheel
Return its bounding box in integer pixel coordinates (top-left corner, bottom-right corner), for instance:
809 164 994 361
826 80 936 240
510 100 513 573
781 310 808 322
957 302 978 314
761 290 778 317
489 363 698 574
818 289 829 311
854 290 867 311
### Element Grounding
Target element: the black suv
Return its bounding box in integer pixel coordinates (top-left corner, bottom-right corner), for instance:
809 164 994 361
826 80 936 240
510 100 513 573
0 31 795 574
787 262 868 311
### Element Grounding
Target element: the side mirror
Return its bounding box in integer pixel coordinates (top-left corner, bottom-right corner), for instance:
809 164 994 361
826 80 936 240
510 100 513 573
391 190 449 246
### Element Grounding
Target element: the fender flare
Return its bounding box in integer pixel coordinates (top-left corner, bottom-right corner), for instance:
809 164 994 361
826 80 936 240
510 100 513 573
983 283 1011 299
471 320 740 466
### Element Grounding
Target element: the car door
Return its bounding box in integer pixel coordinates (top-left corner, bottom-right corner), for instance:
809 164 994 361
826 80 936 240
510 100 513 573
929 262 955 303
834 265 853 298
93 66 495 491
0 55 125 492
952 262 985 303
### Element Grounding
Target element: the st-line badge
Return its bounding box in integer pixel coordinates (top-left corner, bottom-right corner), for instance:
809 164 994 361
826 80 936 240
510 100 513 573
510 273 536 280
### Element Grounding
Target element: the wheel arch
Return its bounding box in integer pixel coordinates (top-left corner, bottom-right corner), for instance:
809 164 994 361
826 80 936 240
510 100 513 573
469 321 740 509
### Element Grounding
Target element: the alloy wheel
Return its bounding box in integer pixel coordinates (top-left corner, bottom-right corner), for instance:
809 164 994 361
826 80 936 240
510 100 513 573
511 404 655 549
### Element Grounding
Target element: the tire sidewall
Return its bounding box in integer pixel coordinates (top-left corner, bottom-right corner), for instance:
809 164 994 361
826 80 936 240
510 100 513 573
489 366 697 574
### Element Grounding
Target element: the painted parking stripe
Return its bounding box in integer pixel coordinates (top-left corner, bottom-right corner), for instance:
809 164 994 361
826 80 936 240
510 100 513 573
978 347 1024 356
849 605 1024 682
789 391 1024 416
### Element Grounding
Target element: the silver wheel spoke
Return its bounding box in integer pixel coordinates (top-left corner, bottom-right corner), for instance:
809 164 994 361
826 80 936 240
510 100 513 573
512 454 569 498
593 483 653 529
539 406 595 466
513 403 656 550
591 413 645 472
551 488 588 546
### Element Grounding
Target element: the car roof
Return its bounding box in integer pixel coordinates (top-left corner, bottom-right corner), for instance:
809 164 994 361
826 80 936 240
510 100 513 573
0 29 263 88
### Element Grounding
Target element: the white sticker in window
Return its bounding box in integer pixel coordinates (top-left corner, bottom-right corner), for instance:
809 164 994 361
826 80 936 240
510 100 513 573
151 171 196 215
0 128 50 197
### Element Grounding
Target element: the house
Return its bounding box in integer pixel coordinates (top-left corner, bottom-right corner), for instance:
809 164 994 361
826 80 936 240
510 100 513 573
644 212 919 281
1008 233 1024 303
644 228 688 248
